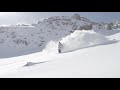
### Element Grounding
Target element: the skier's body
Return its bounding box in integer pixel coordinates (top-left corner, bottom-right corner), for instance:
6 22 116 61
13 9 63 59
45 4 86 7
58 42 63 53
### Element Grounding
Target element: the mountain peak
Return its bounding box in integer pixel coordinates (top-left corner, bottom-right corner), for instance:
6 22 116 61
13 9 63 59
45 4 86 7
71 13 81 20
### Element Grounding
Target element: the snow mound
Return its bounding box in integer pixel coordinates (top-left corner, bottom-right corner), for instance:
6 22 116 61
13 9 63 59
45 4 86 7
60 30 111 53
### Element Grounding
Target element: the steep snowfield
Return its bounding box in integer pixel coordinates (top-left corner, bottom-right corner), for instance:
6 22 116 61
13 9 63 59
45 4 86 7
0 30 120 78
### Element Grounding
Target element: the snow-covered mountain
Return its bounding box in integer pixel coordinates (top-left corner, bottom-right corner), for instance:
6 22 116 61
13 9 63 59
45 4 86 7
0 29 120 78
0 14 119 58
0 13 120 78
0 14 91 57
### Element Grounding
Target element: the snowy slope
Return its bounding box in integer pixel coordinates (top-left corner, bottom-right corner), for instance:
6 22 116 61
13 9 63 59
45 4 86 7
0 14 95 58
0 30 120 78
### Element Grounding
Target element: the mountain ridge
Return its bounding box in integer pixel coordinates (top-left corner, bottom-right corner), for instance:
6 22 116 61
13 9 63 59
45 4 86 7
0 13 119 58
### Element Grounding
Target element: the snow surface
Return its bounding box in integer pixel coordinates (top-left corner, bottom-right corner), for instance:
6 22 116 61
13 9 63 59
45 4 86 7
0 29 119 78
60 30 111 53
0 14 120 78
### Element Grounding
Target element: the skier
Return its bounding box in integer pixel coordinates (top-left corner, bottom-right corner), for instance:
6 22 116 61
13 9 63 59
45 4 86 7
58 42 63 53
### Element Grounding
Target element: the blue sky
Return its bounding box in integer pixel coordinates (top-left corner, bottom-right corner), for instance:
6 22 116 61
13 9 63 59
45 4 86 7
0 12 120 25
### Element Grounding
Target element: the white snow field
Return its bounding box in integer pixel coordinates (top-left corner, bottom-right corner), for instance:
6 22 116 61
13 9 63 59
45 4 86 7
0 29 120 78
